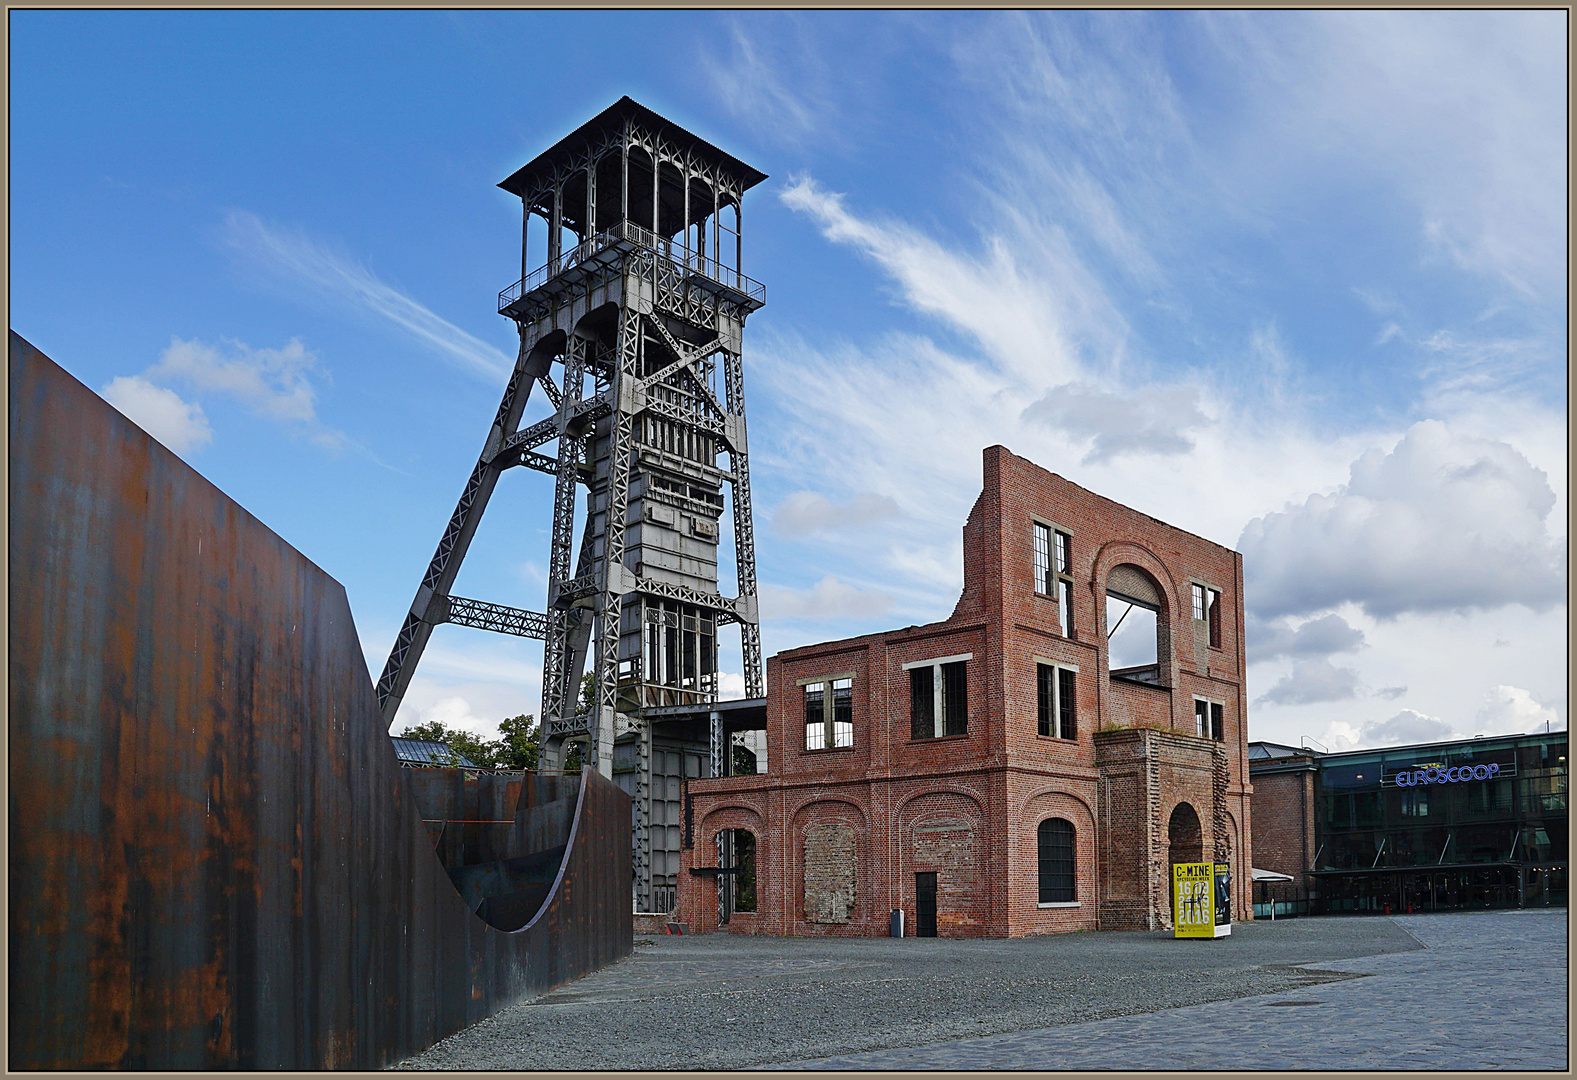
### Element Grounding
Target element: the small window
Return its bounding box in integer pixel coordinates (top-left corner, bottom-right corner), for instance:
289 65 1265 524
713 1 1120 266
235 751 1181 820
1034 522 1052 595
1194 697 1225 741
1055 531 1070 575
1037 818 1076 903
805 677 854 750
1037 663 1077 740
1191 583 1206 622
1207 588 1222 649
805 684 826 750
910 666 935 741
1059 579 1074 638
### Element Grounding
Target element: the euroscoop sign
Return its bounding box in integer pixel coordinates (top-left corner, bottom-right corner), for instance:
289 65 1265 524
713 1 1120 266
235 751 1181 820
1392 762 1503 788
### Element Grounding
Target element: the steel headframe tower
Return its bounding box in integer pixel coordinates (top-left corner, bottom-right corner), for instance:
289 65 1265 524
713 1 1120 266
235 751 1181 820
375 98 767 911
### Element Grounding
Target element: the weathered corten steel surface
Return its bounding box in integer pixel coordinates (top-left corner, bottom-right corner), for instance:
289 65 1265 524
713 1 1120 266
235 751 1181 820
8 332 632 1070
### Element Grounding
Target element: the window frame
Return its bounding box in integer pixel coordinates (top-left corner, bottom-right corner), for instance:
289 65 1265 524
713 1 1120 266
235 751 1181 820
903 653 973 741
1193 695 1226 742
1190 580 1224 650
1036 817 1078 906
1033 517 1076 639
1034 658 1080 741
797 672 857 751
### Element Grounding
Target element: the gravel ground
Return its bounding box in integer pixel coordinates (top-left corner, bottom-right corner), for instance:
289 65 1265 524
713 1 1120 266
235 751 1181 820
393 916 1421 1071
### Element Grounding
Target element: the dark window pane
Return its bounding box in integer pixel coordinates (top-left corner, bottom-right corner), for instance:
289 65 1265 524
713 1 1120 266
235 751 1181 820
1208 589 1222 648
910 666 934 740
942 661 968 736
1038 817 1075 903
1210 702 1224 741
1195 699 1210 738
1037 664 1053 737
1059 667 1077 740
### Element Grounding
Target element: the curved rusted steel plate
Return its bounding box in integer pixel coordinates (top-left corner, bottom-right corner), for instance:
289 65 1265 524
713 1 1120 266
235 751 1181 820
8 332 632 1070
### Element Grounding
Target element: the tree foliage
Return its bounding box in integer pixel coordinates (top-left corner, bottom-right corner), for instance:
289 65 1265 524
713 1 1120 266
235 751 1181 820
397 714 539 771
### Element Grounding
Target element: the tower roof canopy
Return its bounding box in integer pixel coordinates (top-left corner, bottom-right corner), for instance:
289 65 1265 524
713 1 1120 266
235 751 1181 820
499 96 768 200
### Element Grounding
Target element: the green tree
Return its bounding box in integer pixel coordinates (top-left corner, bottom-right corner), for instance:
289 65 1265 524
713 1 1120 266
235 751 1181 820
494 713 540 771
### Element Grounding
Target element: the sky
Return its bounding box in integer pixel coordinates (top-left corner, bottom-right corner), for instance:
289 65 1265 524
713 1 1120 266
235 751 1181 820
11 10 1568 753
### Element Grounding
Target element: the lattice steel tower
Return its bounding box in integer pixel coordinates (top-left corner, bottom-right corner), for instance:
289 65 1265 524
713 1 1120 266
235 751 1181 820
375 98 767 911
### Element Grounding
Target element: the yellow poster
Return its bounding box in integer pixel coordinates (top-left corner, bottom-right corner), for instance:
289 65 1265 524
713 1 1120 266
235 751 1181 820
1172 862 1214 938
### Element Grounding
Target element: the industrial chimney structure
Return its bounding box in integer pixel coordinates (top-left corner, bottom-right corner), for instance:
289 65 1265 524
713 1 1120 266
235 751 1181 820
376 98 770 912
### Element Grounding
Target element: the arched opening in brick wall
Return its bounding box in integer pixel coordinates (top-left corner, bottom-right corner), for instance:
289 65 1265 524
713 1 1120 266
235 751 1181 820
1168 802 1204 866
1106 563 1168 686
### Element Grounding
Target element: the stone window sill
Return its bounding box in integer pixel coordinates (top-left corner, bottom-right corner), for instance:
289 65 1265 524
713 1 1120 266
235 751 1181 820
1038 901 1080 909
908 733 971 745
801 745 856 754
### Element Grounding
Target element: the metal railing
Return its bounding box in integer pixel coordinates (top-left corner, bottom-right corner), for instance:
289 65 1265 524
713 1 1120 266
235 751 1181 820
499 219 765 313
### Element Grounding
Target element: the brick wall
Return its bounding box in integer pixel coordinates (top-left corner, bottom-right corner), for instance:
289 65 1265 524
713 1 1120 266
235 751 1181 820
679 445 1255 936
1248 763 1317 903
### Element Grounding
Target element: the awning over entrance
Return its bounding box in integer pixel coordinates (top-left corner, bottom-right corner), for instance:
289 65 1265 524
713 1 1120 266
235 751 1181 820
1251 867 1295 883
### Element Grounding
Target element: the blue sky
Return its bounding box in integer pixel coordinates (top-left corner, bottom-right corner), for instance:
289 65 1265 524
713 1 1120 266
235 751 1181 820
11 10 1567 750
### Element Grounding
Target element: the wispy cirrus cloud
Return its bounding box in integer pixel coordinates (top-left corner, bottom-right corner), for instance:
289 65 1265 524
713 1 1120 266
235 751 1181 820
222 210 511 381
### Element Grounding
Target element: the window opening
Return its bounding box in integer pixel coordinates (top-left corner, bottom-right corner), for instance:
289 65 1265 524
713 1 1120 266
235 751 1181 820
1038 818 1076 903
1034 523 1052 594
1037 663 1078 740
803 677 854 750
1194 697 1225 741
1207 588 1222 648
907 656 970 739
1036 523 1076 637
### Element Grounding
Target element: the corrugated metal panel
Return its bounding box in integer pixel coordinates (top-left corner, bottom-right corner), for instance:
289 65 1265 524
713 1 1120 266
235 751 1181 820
8 332 632 1070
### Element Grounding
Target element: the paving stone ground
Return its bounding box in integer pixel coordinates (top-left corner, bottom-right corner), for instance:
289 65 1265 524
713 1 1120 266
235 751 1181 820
772 908 1568 1071
394 908 1564 1071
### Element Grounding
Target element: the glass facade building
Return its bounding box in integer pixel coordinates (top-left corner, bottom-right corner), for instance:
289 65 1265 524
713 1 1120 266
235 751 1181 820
1251 731 1566 915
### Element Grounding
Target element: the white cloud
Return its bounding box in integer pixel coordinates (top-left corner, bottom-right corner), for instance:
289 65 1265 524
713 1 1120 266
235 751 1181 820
222 210 511 381
1355 708 1457 748
1256 659 1363 706
137 336 345 450
1247 613 1366 664
153 337 320 423
1474 685 1563 738
1239 420 1564 620
759 576 894 621
717 671 747 701
100 375 212 454
1022 382 1209 464
772 491 900 538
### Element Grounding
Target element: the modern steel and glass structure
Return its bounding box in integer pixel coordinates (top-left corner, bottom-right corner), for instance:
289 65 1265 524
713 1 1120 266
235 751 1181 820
1250 730 1567 915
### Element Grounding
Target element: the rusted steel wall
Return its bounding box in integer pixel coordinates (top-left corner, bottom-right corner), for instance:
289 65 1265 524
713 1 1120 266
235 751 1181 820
8 332 632 1070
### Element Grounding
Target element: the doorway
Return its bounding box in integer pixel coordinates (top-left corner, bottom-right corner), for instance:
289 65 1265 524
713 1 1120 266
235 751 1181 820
915 872 938 937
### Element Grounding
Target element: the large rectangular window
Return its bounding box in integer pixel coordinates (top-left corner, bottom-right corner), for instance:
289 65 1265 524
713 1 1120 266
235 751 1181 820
907 654 971 739
1034 522 1076 638
1037 663 1078 740
804 677 854 750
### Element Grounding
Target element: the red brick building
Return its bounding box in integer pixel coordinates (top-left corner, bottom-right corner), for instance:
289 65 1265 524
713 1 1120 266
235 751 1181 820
678 446 1253 936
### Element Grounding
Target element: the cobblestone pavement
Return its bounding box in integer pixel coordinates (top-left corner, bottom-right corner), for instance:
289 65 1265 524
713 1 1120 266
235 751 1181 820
396 913 1428 1070
771 908 1568 1071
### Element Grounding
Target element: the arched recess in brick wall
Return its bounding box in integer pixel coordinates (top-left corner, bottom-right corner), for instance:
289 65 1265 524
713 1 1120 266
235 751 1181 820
1090 541 1184 688
1019 789 1097 909
899 790 988 936
1167 802 1204 866
790 800 868 928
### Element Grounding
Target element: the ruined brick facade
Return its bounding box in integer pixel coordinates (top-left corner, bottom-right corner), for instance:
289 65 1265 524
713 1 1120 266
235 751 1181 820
679 446 1254 936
